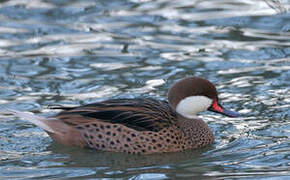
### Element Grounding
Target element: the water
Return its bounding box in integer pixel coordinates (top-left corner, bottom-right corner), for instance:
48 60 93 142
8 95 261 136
0 0 289 179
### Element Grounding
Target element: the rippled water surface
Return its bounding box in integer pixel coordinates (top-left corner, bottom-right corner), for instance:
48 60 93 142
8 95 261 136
0 0 290 179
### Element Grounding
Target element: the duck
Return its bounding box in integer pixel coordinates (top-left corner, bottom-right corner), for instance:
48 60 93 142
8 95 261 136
5 77 240 154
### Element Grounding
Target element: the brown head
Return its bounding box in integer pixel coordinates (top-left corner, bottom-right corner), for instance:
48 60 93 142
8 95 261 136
168 77 240 119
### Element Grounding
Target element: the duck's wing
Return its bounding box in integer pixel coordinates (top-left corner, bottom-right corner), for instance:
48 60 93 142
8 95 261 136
52 98 177 132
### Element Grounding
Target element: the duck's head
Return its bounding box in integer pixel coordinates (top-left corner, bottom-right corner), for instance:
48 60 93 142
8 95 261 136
168 77 240 119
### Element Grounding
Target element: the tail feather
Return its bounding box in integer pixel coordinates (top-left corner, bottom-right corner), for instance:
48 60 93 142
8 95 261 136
1 109 88 148
2 109 57 133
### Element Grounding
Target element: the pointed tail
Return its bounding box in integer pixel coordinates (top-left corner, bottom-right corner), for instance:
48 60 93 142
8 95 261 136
2 109 57 133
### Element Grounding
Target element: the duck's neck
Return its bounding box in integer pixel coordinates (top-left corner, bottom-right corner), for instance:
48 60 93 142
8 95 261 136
177 115 201 129
177 115 214 148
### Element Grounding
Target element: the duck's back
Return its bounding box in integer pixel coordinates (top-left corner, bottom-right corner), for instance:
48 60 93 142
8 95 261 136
54 98 177 131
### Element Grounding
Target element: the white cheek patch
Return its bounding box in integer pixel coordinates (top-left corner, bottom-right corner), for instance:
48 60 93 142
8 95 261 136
176 96 213 119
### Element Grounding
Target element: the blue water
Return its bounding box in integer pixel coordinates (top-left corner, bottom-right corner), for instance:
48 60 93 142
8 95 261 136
0 0 289 179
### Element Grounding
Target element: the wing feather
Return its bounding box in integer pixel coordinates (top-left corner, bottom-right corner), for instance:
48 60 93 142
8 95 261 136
53 98 177 131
